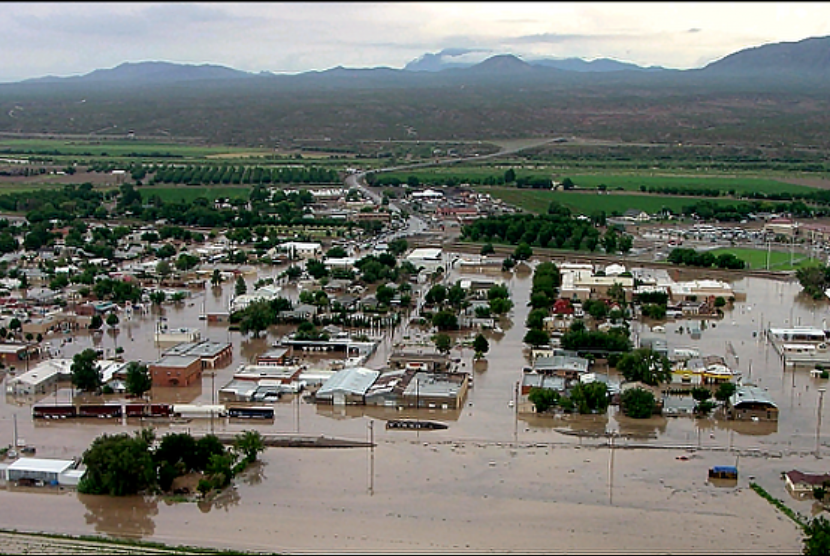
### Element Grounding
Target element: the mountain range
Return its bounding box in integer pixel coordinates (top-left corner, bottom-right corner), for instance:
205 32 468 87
15 35 830 86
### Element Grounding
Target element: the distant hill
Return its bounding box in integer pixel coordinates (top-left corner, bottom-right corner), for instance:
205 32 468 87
23 61 255 84
701 35 830 77
404 51 665 73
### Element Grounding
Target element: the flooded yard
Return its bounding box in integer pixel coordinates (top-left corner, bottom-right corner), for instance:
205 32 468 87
0 261 823 553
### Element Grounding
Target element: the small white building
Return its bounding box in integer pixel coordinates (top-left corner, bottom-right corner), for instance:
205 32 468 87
406 247 444 272
5 457 83 487
276 242 323 260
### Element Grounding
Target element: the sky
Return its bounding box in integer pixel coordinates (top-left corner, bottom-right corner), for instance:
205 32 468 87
1 2 829 82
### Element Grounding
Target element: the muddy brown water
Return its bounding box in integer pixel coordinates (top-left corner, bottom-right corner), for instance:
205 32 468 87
0 263 822 552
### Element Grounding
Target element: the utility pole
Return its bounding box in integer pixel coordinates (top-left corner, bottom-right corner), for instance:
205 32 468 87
368 420 375 495
817 387 826 458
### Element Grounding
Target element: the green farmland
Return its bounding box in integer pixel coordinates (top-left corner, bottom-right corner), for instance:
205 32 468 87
481 188 749 216
563 174 818 196
707 247 822 271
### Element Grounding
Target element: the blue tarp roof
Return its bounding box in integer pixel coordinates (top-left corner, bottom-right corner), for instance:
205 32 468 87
712 466 738 473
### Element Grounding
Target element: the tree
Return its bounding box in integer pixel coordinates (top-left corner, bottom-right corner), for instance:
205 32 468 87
237 299 273 338
569 381 609 414
480 243 495 256
78 431 156 496
715 382 737 408
433 333 452 354
376 285 396 306
473 333 489 359
489 297 513 315
149 291 166 305
211 269 223 287
306 259 329 280
619 234 633 255
284 265 302 280
233 430 266 464
432 310 459 331
620 387 656 419
156 260 171 282
504 168 516 183
125 361 152 398
105 313 119 327
803 515 830 555
523 328 550 347
513 242 533 261
235 275 247 296
502 257 516 271
528 387 559 413
617 349 672 386
425 284 447 305
71 348 101 392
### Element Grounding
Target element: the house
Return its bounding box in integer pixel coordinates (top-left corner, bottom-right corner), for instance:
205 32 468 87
784 470 830 498
623 209 651 222
727 384 779 422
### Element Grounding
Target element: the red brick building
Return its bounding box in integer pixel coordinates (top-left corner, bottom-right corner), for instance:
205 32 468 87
149 355 202 387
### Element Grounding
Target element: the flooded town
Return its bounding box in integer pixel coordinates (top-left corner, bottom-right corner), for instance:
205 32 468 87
0 176 824 553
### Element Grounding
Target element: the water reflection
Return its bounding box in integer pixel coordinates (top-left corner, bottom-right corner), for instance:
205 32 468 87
197 486 241 514
79 493 158 538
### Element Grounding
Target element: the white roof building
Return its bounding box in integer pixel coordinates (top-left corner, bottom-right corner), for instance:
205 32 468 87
316 367 380 405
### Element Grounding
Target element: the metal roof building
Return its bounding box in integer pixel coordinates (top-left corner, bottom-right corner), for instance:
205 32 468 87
5 457 80 486
316 367 380 405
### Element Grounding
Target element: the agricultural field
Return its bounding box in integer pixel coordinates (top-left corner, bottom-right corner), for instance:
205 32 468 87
562 174 820 197
480 187 748 216
707 247 822 271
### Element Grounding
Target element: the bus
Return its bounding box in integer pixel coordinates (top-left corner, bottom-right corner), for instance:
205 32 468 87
227 406 275 419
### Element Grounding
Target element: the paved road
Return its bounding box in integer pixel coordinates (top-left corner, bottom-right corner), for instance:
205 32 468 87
344 136 566 248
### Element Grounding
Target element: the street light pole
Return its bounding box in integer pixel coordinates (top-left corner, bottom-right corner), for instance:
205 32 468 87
817 387 826 458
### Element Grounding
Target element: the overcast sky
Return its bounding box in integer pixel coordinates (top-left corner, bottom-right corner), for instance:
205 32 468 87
1 2 829 82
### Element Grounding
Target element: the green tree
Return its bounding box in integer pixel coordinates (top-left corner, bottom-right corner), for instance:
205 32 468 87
233 430 266 463
528 387 559 413
617 348 672 386
425 284 447 305
211 268 223 287
125 361 152 398
620 387 656 419
473 333 489 359
432 310 459 331
513 242 533 261
480 243 495 256
105 313 119 327
78 431 156 496
237 299 274 338
489 297 513 316
433 333 453 354
523 328 550 347
149 291 166 305
504 168 516 184
235 275 247 296
156 260 171 281
803 515 830 555
568 381 610 414
71 348 101 392
715 382 737 408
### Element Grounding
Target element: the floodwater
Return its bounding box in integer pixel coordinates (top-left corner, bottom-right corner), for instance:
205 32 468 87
0 260 823 553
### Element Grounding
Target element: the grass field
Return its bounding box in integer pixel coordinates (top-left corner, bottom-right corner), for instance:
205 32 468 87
707 247 823 271
140 186 252 203
565 174 818 196
481 187 750 215
377 166 821 197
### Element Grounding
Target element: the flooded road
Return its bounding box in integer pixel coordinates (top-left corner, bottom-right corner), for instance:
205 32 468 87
0 261 821 553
